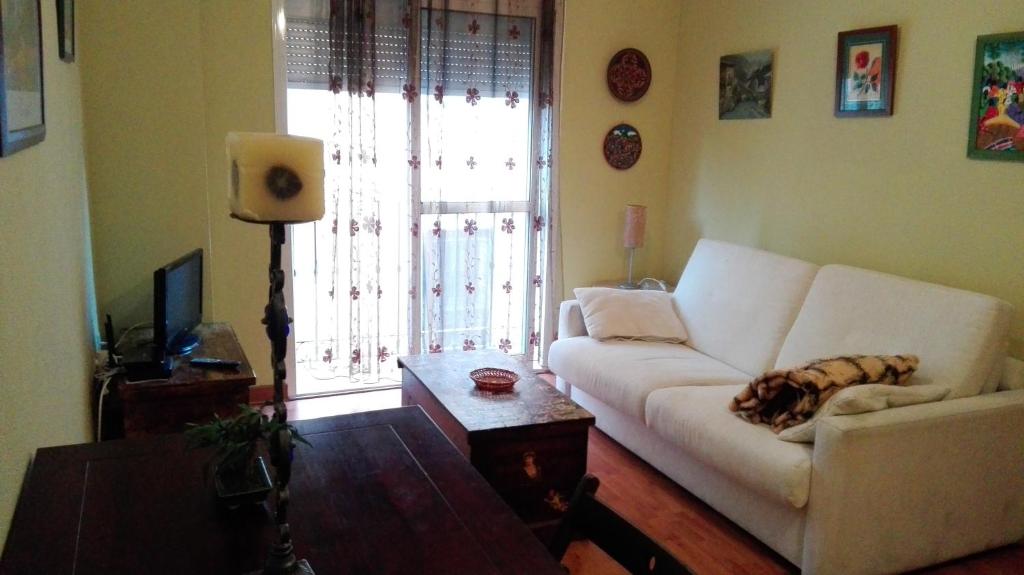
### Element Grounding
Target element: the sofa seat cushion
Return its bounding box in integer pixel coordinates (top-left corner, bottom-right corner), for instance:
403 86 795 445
645 385 813 508
775 265 1013 399
548 337 750 420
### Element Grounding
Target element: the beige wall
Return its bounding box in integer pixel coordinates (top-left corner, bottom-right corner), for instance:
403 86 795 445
80 1 212 328
0 3 95 550
198 1 278 387
81 0 276 385
668 0 1024 357
559 0 682 295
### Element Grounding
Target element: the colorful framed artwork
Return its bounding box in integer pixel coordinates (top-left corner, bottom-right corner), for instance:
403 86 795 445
607 48 651 102
0 0 46 157
967 31 1024 162
835 26 898 117
603 124 642 170
719 50 773 120
56 0 74 63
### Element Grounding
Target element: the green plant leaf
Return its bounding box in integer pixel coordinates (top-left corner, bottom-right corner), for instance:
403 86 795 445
185 404 313 472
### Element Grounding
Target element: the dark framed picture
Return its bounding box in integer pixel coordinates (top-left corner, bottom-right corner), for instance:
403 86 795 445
56 0 73 62
0 0 46 156
967 31 1024 162
835 25 898 117
719 50 773 120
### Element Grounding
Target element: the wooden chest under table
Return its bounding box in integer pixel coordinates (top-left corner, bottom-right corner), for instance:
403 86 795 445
399 351 595 529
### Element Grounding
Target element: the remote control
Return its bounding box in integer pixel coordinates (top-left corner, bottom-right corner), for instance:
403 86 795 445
189 357 241 369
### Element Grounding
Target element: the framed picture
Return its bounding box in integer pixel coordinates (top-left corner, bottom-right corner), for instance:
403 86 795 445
967 31 1024 162
0 0 46 156
56 0 73 62
719 50 773 120
835 25 898 117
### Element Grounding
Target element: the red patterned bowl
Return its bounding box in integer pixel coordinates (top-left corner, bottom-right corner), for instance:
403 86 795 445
470 368 519 392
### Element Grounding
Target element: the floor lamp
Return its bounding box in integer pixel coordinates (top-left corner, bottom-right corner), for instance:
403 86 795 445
619 204 647 289
227 132 325 575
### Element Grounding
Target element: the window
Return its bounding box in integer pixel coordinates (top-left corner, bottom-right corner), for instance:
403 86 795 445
284 1 558 396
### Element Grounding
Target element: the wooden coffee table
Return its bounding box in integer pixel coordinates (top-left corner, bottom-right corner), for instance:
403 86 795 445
398 351 595 529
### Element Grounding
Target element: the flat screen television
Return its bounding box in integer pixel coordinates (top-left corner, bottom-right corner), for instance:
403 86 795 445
154 249 203 355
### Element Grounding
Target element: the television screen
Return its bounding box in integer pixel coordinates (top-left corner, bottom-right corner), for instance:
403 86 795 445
154 249 203 354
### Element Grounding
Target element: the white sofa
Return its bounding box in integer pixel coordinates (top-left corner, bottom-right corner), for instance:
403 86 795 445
548 239 1024 575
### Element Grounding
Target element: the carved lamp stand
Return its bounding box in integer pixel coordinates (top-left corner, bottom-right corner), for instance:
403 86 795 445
259 222 314 575
227 132 325 575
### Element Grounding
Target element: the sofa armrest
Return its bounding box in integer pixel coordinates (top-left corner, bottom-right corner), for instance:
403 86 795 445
802 390 1024 575
558 299 587 339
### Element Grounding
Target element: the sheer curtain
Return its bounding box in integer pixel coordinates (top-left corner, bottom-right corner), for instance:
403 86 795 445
287 0 560 393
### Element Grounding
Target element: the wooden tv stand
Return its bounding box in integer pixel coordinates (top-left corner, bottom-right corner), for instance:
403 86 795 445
98 322 255 439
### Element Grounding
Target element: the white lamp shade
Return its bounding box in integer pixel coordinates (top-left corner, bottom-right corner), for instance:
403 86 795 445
623 204 647 248
227 132 325 223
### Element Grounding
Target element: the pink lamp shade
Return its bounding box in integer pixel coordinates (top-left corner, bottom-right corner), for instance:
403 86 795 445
623 204 647 248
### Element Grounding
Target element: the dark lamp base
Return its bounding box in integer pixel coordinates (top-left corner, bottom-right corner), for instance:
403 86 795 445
617 282 641 290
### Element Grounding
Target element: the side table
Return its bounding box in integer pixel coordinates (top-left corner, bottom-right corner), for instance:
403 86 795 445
100 322 256 439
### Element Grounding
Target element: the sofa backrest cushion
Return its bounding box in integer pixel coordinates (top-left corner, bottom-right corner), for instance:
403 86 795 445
672 239 819 377
775 265 1012 399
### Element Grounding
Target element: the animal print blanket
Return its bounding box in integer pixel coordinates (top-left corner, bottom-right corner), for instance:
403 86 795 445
729 354 920 433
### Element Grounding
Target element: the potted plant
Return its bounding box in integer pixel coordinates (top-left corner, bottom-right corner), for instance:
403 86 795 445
185 405 310 508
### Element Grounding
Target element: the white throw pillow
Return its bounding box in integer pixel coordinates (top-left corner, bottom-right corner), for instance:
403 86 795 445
777 384 950 443
573 287 688 343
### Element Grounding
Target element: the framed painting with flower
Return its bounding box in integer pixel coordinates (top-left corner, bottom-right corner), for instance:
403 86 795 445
967 31 1024 162
835 25 898 117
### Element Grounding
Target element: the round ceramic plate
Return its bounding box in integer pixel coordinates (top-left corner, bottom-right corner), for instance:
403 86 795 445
603 124 643 170
607 48 652 102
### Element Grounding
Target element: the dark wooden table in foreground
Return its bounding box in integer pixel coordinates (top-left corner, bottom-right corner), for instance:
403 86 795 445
399 351 595 529
0 407 565 575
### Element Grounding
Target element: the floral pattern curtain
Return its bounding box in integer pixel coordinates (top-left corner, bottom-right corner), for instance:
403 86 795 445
291 0 560 391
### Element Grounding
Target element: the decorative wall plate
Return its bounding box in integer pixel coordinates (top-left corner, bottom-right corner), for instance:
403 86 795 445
607 48 652 102
603 124 642 170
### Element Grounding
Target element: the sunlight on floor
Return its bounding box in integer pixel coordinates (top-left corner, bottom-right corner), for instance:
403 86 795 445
287 388 402 422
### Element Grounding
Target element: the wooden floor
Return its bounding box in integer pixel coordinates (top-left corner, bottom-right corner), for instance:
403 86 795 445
283 387 1024 574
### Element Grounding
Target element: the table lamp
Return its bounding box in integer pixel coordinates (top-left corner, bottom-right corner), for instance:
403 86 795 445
227 132 324 575
619 204 646 289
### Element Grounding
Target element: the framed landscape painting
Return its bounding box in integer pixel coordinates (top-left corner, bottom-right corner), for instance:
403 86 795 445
967 31 1024 162
0 0 46 156
719 50 773 120
835 26 898 117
